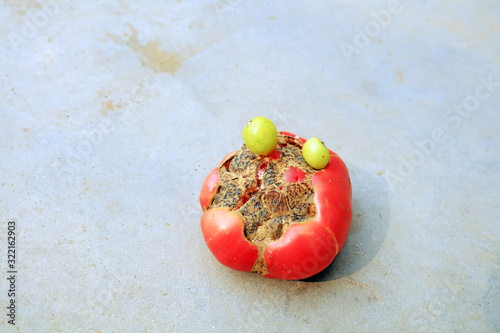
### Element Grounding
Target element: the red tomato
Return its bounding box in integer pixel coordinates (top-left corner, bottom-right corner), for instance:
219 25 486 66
199 132 352 280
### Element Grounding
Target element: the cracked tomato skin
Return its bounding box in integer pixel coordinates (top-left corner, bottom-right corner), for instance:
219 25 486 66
199 132 352 280
201 208 259 271
199 151 235 211
199 151 259 272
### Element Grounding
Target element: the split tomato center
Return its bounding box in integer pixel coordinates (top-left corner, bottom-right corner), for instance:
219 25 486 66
205 134 320 273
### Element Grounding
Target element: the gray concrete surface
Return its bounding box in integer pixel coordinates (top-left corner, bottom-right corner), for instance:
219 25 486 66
1 0 499 332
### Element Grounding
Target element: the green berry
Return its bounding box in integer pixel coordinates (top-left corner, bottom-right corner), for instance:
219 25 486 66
302 138 330 169
242 117 278 156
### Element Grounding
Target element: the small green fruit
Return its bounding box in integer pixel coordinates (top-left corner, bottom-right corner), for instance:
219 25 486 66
242 117 278 156
302 138 330 169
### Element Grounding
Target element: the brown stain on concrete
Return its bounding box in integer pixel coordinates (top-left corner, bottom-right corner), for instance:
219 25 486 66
100 99 124 116
5 0 42 14
108 23 192 75
396 71 404 83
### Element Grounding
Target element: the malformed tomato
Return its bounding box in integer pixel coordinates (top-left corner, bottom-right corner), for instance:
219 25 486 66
199 131 352 280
